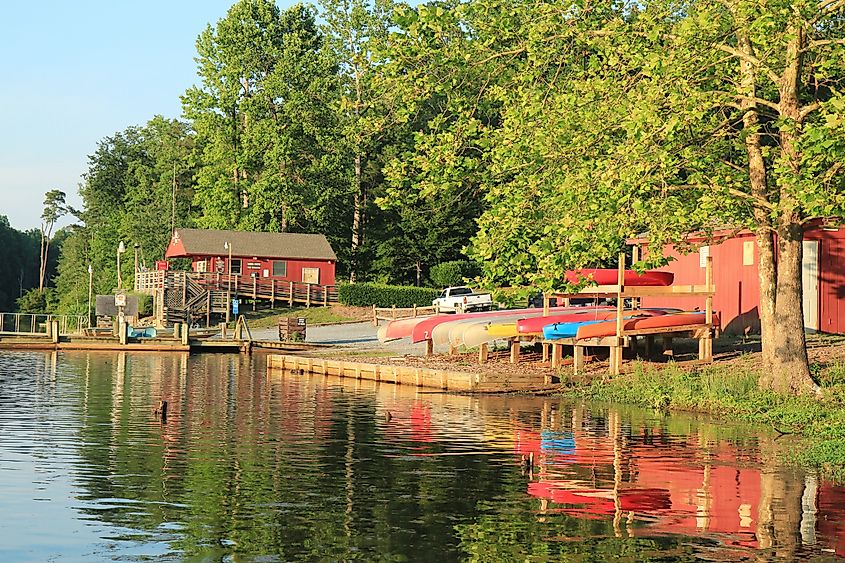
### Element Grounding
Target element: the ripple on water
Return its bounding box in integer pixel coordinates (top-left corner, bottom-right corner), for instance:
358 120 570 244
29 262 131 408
0 351 843 561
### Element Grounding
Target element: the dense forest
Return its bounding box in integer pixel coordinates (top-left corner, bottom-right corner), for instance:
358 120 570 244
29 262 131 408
13 0 845 389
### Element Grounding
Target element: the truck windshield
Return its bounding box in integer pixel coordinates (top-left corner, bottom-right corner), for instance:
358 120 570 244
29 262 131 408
450 287 472 296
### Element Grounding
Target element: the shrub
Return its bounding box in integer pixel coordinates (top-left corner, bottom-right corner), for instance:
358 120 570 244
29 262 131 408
429 260 479 288
16 288 58 314
338 282 440 308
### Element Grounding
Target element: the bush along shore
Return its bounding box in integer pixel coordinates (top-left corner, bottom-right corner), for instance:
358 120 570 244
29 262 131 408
559 356 845 481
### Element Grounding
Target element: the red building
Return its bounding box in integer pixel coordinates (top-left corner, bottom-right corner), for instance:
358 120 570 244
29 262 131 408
631 221 845 334
165 228 337 286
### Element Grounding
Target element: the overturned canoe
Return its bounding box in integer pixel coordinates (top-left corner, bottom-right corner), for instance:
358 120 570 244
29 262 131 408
575 311 714 340
565 269 674 287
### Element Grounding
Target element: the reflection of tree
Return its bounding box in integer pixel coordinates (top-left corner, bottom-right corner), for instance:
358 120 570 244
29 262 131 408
756 437 804 560
65 353 513 559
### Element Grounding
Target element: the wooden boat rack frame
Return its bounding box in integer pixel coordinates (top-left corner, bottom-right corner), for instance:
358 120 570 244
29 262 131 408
430 251 717 380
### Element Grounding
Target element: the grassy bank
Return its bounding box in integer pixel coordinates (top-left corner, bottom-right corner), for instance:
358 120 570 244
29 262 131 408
233 305 369 329
561 357 845 480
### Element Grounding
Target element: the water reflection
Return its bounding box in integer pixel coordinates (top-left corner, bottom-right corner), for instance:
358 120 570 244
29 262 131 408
0 351 842 561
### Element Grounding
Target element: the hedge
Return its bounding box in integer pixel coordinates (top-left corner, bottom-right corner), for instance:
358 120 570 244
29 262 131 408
338 282 440 308
429 260 479 288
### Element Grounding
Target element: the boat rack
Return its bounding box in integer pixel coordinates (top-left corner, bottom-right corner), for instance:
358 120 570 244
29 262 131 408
475 252 717 380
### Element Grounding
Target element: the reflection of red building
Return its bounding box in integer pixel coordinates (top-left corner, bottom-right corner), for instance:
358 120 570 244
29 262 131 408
519 423 845 556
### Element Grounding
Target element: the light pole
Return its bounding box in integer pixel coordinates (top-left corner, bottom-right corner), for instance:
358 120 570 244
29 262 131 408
117 241 126 290
87 264 93 324
224 241 232 290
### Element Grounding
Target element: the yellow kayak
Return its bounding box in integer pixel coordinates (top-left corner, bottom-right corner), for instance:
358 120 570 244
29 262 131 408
486 321 519 339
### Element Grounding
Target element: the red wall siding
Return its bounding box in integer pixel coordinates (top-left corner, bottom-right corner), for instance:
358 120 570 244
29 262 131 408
642 233 761 335
191 256 336 286
641 227 845 335
805 228 845 334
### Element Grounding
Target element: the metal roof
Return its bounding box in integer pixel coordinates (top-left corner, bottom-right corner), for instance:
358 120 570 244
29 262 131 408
168 228 337 261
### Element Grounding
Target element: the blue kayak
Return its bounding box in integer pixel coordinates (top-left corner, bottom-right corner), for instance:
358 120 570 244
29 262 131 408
127 326 157 339
543 320 604 340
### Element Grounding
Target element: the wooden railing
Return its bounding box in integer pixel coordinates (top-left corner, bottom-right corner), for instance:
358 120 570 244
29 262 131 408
0 313 90 336
135 270 339 307
372 305 437 326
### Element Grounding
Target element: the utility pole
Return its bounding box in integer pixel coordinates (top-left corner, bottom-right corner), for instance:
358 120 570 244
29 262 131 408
171 161 177 235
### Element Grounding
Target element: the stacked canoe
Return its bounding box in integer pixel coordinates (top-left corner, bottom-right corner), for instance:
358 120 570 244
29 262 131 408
377 268 717 350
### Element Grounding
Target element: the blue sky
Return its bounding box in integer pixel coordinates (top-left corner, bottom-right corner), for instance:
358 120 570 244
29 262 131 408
0 0 299 231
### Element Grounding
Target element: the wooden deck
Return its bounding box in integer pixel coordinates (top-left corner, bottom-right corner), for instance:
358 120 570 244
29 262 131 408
266 354 555 392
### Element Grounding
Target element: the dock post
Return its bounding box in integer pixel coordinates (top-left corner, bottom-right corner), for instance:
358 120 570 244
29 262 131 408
220 321 227 339
574 345 584 376
478 343 489 364
181 322 189 346
289 281 294 306
119 318 128 345
46 319 53 341
510 339 521 364
253 277 257 311
271 280 275 308
551 343 563 368
425 339 434 356
51 320 60 344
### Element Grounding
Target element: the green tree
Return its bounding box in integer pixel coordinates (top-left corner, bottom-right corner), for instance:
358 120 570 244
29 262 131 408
0 216 40 311
53 118 196 314
389 0 845 394
39 189 68 291
184 0 348 243
320 0 395 280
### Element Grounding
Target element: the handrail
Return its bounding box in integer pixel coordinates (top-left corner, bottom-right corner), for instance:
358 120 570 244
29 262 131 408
0 313 90 335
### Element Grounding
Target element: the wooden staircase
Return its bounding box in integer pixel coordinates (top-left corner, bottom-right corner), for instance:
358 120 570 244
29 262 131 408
161 272 229 327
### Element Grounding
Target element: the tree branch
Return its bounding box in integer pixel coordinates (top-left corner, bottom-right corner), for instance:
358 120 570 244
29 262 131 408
714 44 781 85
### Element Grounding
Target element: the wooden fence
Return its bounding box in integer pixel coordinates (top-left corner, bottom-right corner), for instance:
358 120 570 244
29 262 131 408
372 305 437 326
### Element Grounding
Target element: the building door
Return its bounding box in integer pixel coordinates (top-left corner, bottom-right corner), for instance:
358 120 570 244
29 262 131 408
802 240 820 331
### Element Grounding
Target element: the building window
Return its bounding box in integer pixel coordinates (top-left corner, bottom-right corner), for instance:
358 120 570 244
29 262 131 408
230 259 242 275
302 267 320 284
272 260 288 277
196 259 208 273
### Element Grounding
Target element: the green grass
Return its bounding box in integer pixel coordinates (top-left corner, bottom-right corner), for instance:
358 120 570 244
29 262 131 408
233 306 359 329
562 358 845 481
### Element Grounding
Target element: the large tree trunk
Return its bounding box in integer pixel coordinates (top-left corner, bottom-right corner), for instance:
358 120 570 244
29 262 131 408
738 19 815 393
758 226 815 393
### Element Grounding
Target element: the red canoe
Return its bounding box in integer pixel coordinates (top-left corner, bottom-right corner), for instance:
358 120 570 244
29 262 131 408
575 311 717 340
565 269 674 286
410 306 577 343
516 308 676 334
379 315 433 342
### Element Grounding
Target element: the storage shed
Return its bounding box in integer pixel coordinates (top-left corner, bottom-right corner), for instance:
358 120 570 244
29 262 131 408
630 221 845 335
165 228 337 286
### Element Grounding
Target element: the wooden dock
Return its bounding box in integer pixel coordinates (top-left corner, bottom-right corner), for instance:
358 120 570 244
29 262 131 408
0 334 330 354
266 354 555 392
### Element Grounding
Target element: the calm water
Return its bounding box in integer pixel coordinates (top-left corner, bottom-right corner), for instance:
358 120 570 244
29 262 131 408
0 351 843 562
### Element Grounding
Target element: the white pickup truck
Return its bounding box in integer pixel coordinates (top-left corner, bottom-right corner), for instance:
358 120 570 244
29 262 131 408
432 286 494 314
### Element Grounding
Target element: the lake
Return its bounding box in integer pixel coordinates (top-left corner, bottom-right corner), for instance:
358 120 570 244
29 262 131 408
0 351 842 561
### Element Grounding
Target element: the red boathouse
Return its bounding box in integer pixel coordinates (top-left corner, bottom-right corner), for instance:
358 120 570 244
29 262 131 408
165 228 337 286
630 221 845 335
